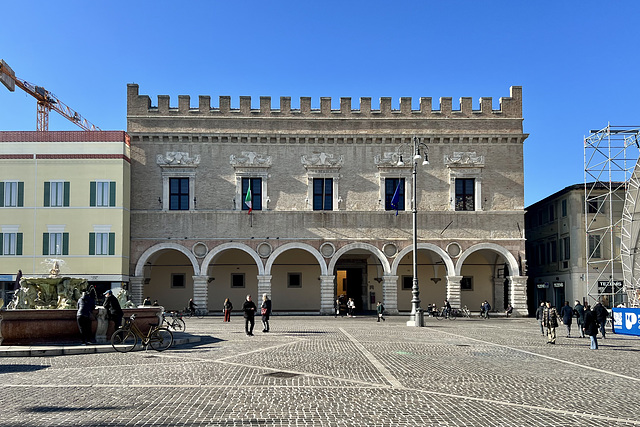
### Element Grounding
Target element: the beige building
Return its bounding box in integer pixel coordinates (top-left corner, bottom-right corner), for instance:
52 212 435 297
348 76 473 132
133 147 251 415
525 183 624 310
0 131 131 303
127 85 529 315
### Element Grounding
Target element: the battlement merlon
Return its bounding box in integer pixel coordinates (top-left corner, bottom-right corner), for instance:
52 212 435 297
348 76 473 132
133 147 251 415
126 84 522 119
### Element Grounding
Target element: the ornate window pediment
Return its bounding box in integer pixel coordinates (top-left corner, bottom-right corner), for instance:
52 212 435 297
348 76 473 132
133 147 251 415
301 152 342 211
230 152 271 210
157 152 201 167
230 151 272 168
157 152 198 211
445 151 484 211
444 152 485 168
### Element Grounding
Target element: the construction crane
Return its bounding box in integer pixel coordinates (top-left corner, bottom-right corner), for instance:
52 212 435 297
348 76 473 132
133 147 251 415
0 59 100 131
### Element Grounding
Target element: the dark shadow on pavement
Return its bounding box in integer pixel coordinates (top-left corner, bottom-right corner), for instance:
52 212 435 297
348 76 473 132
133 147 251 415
0 365 50 374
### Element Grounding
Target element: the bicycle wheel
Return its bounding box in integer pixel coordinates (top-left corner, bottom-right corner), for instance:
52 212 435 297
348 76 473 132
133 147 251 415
173 318 186 332
435 312 444 320
111 329 137 352
148 327 173 351
449 310 457 320
196 309 206 319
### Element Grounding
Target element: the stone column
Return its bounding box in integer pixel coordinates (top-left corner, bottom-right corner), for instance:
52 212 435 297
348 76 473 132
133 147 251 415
382 275 398 314
320 275 335 315
508 276 528 317
257 275 272 301
446 275 463 309
192 276 209 311
129 276 144 306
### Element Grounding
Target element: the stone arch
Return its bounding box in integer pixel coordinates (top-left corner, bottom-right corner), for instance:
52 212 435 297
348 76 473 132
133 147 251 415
392 243 455 276
134 242 201 277
455 243 520 277
327 242 391 275
265 242 327 276
201 242 265 276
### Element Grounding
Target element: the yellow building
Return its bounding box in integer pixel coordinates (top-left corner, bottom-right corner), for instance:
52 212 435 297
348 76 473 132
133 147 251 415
0 131 130 303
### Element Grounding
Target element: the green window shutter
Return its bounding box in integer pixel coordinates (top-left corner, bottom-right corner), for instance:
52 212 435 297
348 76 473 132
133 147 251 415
89 233 95 255
43 233 49 255
89 181 96 207
0 234 3 255
0 182 4 207
109 182 116 207
63 182 70 207
108 232 115 255
62 233 69 255
44 182 50 207
16 233 22 256
17 182 24 207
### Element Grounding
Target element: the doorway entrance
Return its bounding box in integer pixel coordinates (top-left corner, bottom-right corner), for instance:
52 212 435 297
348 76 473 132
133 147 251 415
335 263 367 314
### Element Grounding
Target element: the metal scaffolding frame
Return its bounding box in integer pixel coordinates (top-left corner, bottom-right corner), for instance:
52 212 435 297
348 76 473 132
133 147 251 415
584 125 640 307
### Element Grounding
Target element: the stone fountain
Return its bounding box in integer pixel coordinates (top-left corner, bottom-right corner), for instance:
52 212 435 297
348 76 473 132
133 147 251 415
0 260 161 345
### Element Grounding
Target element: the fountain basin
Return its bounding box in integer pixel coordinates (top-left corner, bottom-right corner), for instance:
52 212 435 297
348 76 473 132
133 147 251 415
0 307 163 345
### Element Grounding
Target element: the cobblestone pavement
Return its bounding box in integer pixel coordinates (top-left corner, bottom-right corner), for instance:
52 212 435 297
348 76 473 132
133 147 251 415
2 315 640 426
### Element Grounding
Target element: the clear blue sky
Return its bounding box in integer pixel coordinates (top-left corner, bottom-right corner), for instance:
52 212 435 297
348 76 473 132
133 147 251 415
1 1 639 206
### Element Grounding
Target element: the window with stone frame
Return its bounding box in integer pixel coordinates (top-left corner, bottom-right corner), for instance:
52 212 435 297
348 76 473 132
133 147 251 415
444 151 484 212
455 178 475 211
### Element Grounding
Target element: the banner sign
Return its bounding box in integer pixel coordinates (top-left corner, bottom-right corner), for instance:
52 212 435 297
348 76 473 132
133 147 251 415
612 308 640 337
598 281 623 294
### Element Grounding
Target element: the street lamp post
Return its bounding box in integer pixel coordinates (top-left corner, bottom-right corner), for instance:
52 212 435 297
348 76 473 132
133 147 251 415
397 136 429 327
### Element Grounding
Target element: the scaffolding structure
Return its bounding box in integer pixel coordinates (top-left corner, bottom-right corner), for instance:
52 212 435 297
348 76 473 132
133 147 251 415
584 125 640 307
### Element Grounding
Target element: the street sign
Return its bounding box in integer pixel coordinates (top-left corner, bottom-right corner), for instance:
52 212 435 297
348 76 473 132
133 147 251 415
612 308 640 336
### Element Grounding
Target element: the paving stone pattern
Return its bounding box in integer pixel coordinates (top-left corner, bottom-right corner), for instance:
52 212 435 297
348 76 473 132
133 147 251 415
1 316 639 426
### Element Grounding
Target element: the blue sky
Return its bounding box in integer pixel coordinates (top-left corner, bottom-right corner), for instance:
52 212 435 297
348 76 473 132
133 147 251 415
1 1 639 206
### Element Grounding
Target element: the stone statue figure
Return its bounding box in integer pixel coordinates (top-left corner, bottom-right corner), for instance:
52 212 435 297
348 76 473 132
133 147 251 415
116 289 136 309
48 261 60 278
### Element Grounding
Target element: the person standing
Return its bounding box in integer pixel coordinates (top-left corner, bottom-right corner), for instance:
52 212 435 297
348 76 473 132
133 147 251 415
535 302 545 335
242 294 256 336
593 301 609 339
223 298 233 322
443 299 451 318
103 290 123 330
583 304 599 350
573 300 586 338
560 301 573 337
376 301 385 322
261 294 272 333
482 300 491 319
543 301 559 344
76 291 95 345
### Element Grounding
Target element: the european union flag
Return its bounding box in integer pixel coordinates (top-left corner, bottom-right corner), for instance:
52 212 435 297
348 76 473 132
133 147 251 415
390 182 401 216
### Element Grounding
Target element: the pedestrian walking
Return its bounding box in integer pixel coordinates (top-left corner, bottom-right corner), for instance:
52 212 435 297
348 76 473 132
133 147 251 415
242 294 256 336
223 298 233 322
560 301 573 337
542 301 559 344
593 301 609 339
334 298 339 318
103 289 123 330
443 299 451 318
573 300 585 338
376 301 385 322
261 293 272 332
481 300 491 319
76 291 95 345
583 304 599 350
347 298 355 317
535 302 545 335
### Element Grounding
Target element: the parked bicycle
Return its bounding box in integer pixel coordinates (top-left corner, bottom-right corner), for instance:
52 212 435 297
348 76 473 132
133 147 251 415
111 314 174 352
459 305 471 318
186 307 207 319
162 311 186 332
435 307 456 320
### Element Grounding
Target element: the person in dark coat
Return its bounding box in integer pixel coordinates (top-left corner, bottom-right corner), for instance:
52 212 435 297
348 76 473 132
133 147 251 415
593 301 609 339
535 302 545 335
223 298 233 322
103 290 123 329
542 301 559 344
242 294 257 336
583 304 599 349
77 291 95 344
573 300 585 338
560 301 573 337
261 293 272 333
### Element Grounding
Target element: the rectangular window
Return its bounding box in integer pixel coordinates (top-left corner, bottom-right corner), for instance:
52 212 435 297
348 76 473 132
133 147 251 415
538 244 546 265
43 232 69 256
1 181 23 207
561 236 571 260
89 232 115 255
169 178 190 210
1 233 23 256
44 181 69 207
90 181 116 207
561 199 567 217
49 233 63 255
589 235 601 258
549 240 557 263
455 178 475 211
460 276 473 291
548 205 555 222
287 272 302 288
402 275 412 290
385 178 405 211
171 274 185 288
313 178 333 210
242 178 262 211
537 210 543 226
587 200 601 214
231 273 245 288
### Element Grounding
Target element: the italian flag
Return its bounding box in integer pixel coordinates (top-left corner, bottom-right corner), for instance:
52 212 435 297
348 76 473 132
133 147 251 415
244 181 252 214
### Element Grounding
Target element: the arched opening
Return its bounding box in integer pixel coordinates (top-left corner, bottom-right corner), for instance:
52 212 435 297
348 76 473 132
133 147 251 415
143 249 196 311
332 249 386 314
395 249 449 312
207 249 260 311
269 249 323 311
